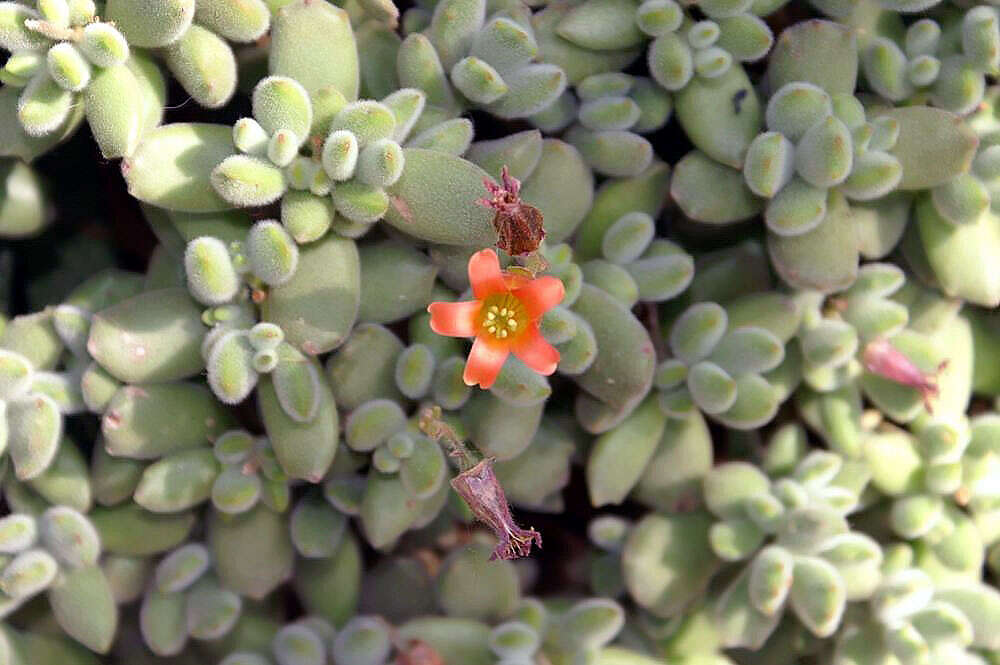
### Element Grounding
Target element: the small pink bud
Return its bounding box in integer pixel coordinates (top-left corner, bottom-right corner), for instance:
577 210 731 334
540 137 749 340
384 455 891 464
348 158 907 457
450 457 542 561
862 338 947 413
395 639 444 665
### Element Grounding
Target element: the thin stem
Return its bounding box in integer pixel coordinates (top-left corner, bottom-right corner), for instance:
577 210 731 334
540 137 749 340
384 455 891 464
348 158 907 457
418 406 478 471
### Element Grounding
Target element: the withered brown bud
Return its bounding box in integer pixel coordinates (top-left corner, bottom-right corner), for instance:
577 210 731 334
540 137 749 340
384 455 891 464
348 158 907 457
450 457 542 561
478 166 545 257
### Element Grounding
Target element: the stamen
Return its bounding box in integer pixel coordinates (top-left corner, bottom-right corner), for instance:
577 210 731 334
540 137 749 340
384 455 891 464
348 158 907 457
480 294 527 340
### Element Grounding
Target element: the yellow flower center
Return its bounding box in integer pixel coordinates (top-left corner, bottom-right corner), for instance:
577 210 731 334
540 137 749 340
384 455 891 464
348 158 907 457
479 293 526 341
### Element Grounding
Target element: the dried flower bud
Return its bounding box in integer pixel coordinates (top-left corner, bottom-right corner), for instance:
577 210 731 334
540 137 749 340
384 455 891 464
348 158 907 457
450 457 542 561
478 166 545 256
862 338 947 412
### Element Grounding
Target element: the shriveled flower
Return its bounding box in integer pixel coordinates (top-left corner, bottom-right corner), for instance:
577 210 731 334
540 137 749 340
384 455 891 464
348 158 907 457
862 337 948 412
450 457 542 561
478 165 546 256
427 249 564 389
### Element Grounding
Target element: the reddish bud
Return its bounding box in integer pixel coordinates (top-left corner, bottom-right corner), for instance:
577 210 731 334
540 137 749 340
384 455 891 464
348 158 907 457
478 166 545 256
862 338 947 413
395 640 444 665
450 457 542 561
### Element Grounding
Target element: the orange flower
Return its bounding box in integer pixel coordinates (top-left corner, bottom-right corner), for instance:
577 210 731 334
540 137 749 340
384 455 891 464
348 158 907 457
427 249 564 390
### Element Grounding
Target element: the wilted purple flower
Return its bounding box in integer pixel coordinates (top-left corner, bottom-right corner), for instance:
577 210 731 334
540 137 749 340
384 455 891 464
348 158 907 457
450 457 542 561
862 337 948 412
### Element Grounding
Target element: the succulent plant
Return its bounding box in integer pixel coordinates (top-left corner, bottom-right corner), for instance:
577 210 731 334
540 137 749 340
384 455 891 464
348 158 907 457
0 506 117 652
211 77 423 231
138 540 255 655
0 0 150 158
397 0 568 122
860 9 999 115
3 0 1000 663
641 0 773 94
559 72 670 177
743 82 903 236
705 451 875 646
652 300 787 430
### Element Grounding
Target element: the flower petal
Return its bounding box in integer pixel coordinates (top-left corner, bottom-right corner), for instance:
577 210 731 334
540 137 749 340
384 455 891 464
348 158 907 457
463 337 509 389
428 301 481 337
469 249 507 300
513 276 565 319
512 326 560 376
